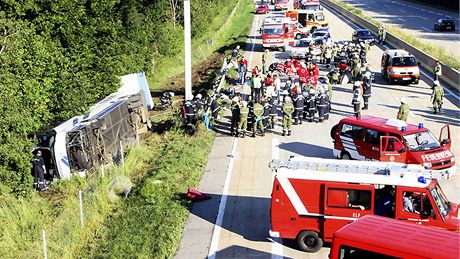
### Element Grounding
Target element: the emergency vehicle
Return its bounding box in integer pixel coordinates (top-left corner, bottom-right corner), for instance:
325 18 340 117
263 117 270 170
381 49 420 85
285 10 328 32
330 215 460 259
261 18 308 51
331 116 456 175
288 38 322 59
274 0 288 10
269 157 459 253
294 0 321 11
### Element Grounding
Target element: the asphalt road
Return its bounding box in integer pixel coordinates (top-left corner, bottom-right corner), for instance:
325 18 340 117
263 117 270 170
343 0 460 59
176 1 460 258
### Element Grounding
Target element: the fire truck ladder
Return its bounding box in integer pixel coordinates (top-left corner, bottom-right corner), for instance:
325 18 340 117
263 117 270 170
269 158 450 179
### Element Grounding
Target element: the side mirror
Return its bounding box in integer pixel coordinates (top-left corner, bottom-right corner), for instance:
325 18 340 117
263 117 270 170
441 139 450 145
417 62 421 66
398 146 406 153
430 209 436 219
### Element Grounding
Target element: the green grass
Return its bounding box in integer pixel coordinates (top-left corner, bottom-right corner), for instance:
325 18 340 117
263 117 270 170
0 134 164 258
330 0 460 70
151 0 254 92
82 126 215 258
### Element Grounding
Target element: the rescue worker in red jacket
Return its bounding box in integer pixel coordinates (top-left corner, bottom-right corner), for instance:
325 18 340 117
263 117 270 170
297 64 308 85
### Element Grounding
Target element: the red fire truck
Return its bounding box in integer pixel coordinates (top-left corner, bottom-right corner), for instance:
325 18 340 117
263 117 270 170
269 157 459 253
261 18 301 51
330 215 460 259
294 0 321 11
331 115 456 176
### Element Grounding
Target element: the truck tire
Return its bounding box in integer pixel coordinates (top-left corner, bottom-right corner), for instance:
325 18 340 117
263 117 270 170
295 34 302 39
297 231 323 252
341 152 351 160
330 124 338 139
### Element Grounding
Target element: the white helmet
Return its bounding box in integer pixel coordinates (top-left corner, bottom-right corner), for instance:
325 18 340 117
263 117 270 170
242 101 248 107
354 81 361 87
236 45 240 49
400 98 407 104
272 91 277 97
285 96 292 102
169 92 175 97
286 80 291 84
309 88 315 94
433 80 440 86
196 93 202 100
232 96 239 102
188 94 194 100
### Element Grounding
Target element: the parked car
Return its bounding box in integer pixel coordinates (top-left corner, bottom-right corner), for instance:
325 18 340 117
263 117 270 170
256 4 270 14
309 28 331 42
434 18 455 31
289 38 322 59
352 29 376 45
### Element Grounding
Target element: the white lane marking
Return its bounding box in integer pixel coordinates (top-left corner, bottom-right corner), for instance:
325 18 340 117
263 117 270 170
436 13 444 16
399 10 407 14
207 138 238 259
420 26 431 31
427 11 434 14
248 14 260 68
384 4 390 8
418 16 429 21
398 18 406 22
271 138 283 259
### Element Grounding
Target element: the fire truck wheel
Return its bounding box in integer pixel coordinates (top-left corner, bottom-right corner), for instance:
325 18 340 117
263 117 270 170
295 34 302 40
341 152 351 160
330 124 338 139
297 231 323 252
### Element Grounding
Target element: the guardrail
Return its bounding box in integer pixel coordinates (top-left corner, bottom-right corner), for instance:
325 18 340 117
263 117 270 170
321 0 460 92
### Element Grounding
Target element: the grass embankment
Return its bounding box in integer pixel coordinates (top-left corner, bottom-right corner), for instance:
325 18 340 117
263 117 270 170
151 0 255 92
330 0 460 70
0 134 163 257
82 126 214 257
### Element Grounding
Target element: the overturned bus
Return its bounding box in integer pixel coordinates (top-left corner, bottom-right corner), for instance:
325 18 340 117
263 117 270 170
33 72 154 180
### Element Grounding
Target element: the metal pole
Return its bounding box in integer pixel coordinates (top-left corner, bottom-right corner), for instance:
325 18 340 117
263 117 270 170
42 230 48 259
184 0 192 100
79 190 84 227
101 163 105 177
120 141 125 169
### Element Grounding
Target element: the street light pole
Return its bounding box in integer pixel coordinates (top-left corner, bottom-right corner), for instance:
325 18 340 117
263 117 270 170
184 0 192 101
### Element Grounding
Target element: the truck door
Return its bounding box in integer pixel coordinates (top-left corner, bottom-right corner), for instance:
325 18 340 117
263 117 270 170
395 187 439 228
380 136 406 163
323 183 374 240
439 125 451 149
361 128 384 161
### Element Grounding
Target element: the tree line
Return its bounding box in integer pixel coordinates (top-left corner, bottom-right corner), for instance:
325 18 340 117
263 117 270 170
0 0 232 193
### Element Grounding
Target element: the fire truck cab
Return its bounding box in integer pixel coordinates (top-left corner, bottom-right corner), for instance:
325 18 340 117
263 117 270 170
285 10 328 32
330 215 460 259
295 0 322 11
269 158 459 253
274 0 288 10
261 18 299 51
381 49 420 85
331 115 456 176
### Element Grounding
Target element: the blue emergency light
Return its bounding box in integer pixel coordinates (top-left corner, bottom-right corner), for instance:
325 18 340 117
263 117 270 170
401 126 407 132
418 176 427 184
418 123 424 129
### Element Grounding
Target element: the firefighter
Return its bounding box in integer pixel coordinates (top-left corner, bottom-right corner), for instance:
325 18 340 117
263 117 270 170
262 49 268 74
316 86 327 122
293 88 305 125
230 97 240 136
184 96 196 125
352 82 362 118
362 78 372 110
324 46 332 67
252 100 265 137
160 92 174 110
350 55 361 83
238 101 249 138
323 84 331 120
232 45 241 62
306 88 316 122
282 96 294 136
247 95 255 130
327 68 340 84
209 96 221 124
433 60 442 82
397 98 410 122
359 46 367 65
431 81 444 114
195 94 204 112
262 95 270 128
32 150 47 191
378 25 386 44
268 92 278 129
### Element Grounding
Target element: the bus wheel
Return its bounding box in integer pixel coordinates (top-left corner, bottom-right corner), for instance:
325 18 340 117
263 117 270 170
297 231 323 252
341 152 351 160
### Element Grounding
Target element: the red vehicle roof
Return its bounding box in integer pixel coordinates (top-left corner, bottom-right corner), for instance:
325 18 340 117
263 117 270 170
334 215 459 259
340 115 427 135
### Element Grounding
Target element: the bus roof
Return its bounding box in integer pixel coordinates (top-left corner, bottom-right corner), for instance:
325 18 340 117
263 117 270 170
334 215 459 259
340 115 428 135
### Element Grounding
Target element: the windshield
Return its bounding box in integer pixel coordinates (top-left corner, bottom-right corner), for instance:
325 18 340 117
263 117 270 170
392 56 417 66
258 4 267 8
357 30 372 36
296 23 304 29
293 40 311 47
430 184 450 218
312 32 326 38
302 5 319 11
315 13 325 22
275 0 285 3
403 131 440 151
264 26 284 35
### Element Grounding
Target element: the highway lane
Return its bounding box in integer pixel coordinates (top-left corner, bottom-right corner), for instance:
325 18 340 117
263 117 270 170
342 0 460 59
178 1 460 258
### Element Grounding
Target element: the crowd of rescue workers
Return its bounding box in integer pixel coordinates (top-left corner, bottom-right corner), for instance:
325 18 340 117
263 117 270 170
173 25 445 138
